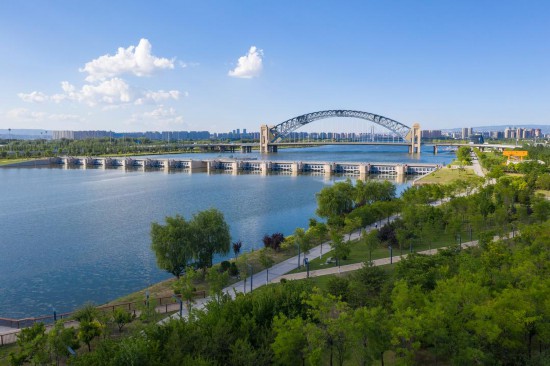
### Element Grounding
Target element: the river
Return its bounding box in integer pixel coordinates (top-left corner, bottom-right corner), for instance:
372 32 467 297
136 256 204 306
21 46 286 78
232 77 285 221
0 145 453 318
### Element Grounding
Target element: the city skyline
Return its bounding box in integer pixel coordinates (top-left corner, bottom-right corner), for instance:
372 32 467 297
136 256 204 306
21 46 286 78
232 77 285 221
1 1 549 132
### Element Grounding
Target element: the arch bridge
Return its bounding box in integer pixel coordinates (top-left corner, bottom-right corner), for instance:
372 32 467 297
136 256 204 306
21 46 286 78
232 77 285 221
260 110 421 154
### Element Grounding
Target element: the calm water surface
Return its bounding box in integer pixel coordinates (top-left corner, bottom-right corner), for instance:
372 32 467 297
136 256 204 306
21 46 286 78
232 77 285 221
0 145 453 318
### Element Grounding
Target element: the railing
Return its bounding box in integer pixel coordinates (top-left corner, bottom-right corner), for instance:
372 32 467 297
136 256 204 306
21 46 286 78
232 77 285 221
0 290 207 343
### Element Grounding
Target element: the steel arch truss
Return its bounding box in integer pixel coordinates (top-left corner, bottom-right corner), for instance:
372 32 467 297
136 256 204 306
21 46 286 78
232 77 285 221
270 110 411 142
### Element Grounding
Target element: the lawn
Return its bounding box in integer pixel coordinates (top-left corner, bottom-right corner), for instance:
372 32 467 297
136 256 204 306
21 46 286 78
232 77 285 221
289 227 477 275
0 158 36 166
415 166 479 185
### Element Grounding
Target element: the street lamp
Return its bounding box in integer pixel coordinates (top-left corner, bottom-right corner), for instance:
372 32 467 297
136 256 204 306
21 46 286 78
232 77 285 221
172 295 183 318
247 264 253 292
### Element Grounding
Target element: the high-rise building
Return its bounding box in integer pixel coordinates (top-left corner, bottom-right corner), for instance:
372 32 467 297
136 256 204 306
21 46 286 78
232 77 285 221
504 127 513 139
461 127 470 139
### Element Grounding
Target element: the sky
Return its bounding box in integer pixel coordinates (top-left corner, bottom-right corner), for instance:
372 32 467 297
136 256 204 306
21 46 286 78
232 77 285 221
0 0 549 133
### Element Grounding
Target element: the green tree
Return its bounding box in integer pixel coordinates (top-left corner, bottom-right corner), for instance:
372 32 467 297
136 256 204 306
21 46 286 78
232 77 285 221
112 308 133 333
8 322 48 366
363 228 380 263
293 227 312 267
173 267 200 314
532 196 550 223
316 180 355 227
272 315 309 366
330 230 350 270
206 266 229 303
78 320 103 352
190 208 231 269
351 306 390 366
151 215 193 278
47 320 79 366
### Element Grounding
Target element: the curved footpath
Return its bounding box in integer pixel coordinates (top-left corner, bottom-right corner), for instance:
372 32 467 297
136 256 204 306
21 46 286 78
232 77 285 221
163 228 508 323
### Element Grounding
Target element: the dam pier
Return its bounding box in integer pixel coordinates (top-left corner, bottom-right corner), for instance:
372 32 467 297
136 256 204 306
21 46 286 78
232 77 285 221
50 157 440 178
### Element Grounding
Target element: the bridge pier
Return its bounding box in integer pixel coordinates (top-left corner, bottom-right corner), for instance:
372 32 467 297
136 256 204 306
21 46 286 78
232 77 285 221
408 123 421 154
433 145 438 155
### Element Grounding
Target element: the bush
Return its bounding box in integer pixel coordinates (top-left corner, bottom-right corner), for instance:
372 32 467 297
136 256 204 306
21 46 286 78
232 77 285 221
262 232 285 251
220 261 231 272
326 276 350 301
228 262 239 276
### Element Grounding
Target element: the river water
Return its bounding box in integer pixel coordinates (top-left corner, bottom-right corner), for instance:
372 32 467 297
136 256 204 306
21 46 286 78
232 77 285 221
0 145 453 318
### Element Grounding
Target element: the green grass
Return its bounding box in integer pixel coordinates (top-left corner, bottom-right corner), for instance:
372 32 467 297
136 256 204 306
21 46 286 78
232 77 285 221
0 343 17 366
104 246 298 308
290 228 476 275
536 189 550 199
0 158 36 166
415 166 479 185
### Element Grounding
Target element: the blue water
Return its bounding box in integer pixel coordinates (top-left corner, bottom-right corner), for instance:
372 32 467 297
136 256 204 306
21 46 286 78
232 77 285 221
0 145 453 318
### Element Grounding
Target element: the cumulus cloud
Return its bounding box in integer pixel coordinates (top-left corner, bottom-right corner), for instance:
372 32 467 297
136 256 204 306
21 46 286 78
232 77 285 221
24 79 182 107
228 46 263 78
80 38 175 82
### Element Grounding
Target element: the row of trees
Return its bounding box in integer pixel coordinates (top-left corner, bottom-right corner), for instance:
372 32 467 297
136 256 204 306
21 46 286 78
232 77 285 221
55 217 550 365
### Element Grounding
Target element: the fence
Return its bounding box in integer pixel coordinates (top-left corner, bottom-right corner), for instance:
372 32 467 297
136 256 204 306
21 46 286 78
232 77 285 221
0 291 207 346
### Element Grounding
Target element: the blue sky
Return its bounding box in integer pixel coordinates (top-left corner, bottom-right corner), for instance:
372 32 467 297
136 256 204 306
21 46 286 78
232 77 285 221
0 0 549 132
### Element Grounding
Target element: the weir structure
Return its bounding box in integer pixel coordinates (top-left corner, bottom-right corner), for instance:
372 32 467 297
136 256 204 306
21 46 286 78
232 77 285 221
52 157 439 180
260 110 421 154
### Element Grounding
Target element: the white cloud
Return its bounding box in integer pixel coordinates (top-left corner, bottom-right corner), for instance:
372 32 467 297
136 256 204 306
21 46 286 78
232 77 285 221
80 38 175 82
129 105 184 129
6 108 82 122
28 79 182 107
135 90 181 105
228 46 263 79
17 91 49 103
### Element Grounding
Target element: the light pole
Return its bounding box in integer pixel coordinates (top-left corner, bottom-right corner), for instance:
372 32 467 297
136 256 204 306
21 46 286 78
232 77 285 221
172 295 183 318
297 243 301 268
247 264 253 292
389 245 393 264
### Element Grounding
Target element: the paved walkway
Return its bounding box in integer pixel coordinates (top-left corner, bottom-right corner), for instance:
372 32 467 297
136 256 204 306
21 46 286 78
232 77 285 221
471 152 486 177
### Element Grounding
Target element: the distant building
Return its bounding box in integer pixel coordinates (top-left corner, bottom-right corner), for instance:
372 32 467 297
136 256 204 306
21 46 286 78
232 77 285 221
52 130 75 140
504 127 514 139
469 134 484 144
461 127 469 139
421 130 442 139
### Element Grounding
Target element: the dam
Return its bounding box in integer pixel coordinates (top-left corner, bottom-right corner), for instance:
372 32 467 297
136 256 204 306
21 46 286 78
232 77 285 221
50 157 440 177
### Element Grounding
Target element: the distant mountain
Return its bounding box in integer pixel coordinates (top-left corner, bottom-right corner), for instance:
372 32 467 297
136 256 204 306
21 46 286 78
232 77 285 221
0 129 52 140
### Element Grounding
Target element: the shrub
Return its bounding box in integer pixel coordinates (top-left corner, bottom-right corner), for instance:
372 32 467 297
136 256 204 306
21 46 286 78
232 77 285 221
229 262 239 276
220 261 231 272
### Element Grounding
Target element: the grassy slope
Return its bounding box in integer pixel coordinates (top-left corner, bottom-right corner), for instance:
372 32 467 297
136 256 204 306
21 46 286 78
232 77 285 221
415 166 479 185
